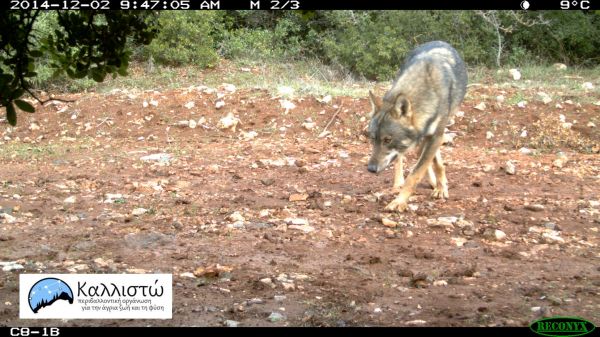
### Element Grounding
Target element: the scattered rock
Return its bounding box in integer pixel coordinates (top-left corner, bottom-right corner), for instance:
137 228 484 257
260 278 273 286
216 113 240 132
288 224 315 233
405 320 427 326
509 69 521 80
289 194 309 202
542 233 565 245
279 100 296 114
227 213 245 222
1 262 24 271
525 204 544 212
504 161 515 175
553 63 567 71
285 218 309 226
140 153 171 162
381 218 397 227
475 102 486 111
519 147 531 154
483 228 506 241
294 159 307 167
132 208 148 216
225 320 240 327
582 82 594 90
193 264 234 278
462 226 476 236
277 86 294 96
221 83 236 92
552 159 563 168
267 312 287 322
239 130 258 141
301 122 316 130
316 95 332 104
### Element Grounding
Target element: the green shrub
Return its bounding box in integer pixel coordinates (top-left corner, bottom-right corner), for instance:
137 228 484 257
510 11 600 66
314 11 494 80
142 11 218 67
213 11 306 60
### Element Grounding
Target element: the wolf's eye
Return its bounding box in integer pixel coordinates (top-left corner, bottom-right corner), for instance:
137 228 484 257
384 138 392 143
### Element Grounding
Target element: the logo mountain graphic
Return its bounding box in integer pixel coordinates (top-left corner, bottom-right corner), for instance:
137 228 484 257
28 278 74 314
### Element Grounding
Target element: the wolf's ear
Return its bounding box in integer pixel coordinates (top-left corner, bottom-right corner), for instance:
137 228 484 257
391 95 412 121
368 91 383 116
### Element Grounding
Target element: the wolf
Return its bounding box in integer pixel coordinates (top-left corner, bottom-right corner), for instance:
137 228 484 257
367 41 467 212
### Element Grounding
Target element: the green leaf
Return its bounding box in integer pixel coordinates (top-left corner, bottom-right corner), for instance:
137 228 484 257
6 102 16 126
74 70 88 79
23 72 38 78
91 71 105 82
30 50 43 58
55 29 64 39
0 74 14 83
117 68 128 76
66 68 75 79
52 69 62 78
12 89 24 99
14 99 35 113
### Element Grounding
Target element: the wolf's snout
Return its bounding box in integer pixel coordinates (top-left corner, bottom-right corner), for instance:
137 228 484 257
367 164 378 173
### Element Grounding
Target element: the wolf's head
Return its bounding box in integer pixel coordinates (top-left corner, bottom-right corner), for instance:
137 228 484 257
367 91 419 174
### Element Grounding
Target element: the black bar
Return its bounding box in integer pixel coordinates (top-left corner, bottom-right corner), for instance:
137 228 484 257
3 0 597 10
1 327 533 335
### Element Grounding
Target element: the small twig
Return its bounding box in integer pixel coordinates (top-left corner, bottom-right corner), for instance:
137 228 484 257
96 117 113 128
321 103 344 134
197 135 235 139
467 83 482 88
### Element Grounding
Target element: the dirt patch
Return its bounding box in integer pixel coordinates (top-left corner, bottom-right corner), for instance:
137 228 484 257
1 82 599 327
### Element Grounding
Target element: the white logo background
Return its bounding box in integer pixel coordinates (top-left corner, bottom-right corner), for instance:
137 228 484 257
20 274 172 319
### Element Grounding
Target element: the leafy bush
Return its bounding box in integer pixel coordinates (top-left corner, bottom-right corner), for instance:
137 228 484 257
213 11 306 60
311 11 496 80
510 11 600 66
142 11 218 67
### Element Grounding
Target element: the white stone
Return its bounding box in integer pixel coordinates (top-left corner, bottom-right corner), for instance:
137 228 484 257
509 69 521 80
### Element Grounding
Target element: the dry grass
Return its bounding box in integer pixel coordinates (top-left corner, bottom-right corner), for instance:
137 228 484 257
528 112 597 153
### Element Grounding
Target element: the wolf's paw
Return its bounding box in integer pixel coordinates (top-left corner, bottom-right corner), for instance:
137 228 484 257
431 187 448 199
384 198 408 212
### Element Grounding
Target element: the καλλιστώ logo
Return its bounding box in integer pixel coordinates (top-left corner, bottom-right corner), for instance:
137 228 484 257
28 278 74 313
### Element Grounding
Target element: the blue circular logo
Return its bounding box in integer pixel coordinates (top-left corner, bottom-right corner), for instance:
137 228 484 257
28 278 74 313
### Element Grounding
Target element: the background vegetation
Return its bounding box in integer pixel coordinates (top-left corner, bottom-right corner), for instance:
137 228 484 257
25 10 599 87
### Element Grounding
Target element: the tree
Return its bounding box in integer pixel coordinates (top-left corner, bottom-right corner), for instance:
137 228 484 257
475 10 550 68
0 10 157 126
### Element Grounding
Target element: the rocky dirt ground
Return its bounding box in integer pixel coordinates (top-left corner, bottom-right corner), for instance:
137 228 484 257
0 70 599 327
